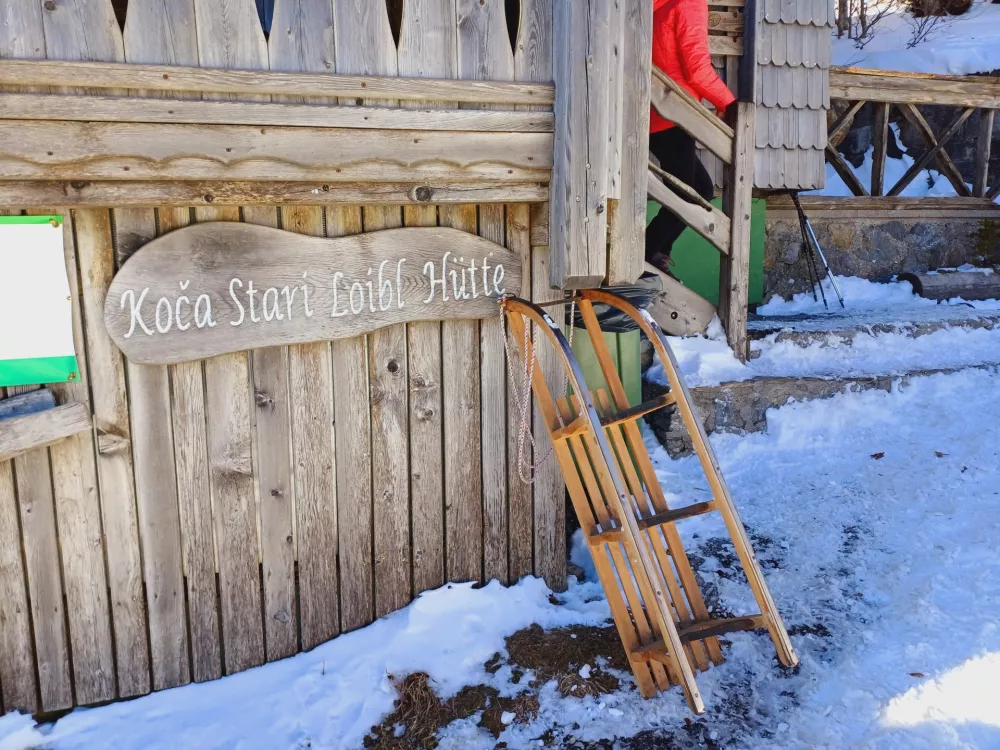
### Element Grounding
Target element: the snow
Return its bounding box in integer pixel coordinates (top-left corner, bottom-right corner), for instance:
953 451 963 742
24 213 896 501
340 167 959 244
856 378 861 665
643 277 1000 388
0 578 609 750
833 0 1000 75
4 366 1000 749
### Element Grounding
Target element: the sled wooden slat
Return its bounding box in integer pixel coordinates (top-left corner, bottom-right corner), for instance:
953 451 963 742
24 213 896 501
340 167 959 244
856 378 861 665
502 291 798 713
638 502 716 531
593 388 710 673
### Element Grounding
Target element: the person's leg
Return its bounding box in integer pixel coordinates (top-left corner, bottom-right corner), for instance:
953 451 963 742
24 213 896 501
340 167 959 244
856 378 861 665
646 129 688 268
646 129 715 269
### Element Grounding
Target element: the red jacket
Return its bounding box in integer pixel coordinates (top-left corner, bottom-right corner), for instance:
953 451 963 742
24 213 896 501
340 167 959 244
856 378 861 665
650 0 736 133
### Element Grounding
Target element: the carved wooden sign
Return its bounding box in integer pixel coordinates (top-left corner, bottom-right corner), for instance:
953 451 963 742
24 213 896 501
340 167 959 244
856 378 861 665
105 222 521 365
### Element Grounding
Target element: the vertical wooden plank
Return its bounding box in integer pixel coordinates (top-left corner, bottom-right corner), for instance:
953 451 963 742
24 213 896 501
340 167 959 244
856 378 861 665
973 108 994 198
39 0 123 706
0 440 38 714
398 0 452 596
719 102 756 361
192 0 267 674
269 0 340 651
242 204 297 661
334 1 408 620
550 0 612 288
0 16 48 714
607 0 652 285
75 208 152 699
517 0 565 590
456 0 514 585
871 103 890 197
121 0 201 692
505 203 533 581
327 206 372 631
329 1 395 627
440 205 483 584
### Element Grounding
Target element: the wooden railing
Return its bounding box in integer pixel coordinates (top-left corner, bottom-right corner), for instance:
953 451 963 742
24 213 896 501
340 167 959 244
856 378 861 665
827 67 999 200
648 66 756 360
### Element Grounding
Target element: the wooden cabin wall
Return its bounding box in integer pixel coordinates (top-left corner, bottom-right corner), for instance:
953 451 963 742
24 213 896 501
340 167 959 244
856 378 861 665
0 0 559 717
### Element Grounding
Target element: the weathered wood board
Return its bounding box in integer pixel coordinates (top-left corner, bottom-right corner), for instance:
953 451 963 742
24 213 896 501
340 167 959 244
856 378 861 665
105 223 521 365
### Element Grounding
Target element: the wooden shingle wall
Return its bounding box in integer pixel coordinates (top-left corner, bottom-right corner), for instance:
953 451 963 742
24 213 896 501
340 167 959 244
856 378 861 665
754 0 833 189
0 0 561 718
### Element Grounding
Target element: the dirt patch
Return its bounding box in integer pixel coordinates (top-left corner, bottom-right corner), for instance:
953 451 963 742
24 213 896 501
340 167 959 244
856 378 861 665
364 672 540 749
503 624 627 698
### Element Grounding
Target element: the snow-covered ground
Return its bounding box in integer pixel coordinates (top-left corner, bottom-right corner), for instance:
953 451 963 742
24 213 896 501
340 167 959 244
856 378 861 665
3 365 999 749
833 0 1000 75
646 276 1000 388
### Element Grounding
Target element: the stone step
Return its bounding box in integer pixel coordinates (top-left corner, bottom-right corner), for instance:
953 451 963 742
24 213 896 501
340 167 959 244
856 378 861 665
747 307 1000 357
645 363 1000 456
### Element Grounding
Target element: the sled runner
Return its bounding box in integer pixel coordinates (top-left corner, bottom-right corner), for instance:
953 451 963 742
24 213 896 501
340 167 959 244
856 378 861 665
501 290 798 714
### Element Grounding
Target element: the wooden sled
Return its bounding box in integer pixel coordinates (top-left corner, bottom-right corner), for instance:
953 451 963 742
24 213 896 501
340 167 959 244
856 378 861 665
501 290 797 714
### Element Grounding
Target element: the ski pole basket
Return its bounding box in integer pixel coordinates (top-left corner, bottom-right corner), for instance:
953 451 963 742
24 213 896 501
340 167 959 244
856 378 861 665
500 290 798 714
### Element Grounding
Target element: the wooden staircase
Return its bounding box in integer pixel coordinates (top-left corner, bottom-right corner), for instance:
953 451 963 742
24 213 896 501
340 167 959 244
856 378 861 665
647 66 757 360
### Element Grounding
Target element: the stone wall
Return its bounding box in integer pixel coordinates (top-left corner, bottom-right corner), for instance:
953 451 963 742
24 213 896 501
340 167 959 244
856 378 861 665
763 214 1000 301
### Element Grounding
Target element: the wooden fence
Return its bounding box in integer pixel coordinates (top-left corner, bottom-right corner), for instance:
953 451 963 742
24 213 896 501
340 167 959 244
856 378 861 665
828 67 1000 200
0 0 568 718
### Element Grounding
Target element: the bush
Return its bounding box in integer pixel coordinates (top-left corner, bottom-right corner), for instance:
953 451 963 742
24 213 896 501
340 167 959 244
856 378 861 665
908 0 973 16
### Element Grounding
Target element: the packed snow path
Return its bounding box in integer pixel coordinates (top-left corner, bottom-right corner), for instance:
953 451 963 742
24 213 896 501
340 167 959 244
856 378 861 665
2 369 999 749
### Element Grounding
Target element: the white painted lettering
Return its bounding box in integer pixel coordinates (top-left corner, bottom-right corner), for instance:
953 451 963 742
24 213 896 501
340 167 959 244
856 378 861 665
493 263 506 295
229 279 245 326
121 287 154 339
396 258 406 309
195 294 216 328
247 280 261 323
263 286 282 321
378 260 393 312
281 285 297 320
330 272 349 317
155 296 173 334
350 281 365 314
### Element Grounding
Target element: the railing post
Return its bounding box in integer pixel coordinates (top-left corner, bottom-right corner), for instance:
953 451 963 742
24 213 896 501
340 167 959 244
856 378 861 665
718 102 755 361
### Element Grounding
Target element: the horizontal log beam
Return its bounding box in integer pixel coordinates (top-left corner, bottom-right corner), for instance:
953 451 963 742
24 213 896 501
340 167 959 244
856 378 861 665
830 67 1000 109
0 58 554 107
0 120 551 183
648 169 731 254
650 66 734 164
0 403 91 463
766 195 1000 220
0 92 554 133
0 180 548 208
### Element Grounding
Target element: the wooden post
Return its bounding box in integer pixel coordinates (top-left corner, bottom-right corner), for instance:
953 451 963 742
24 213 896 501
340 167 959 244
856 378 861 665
718 102 756 361
550 0 613 289
871 103 891 197
606 0 652 285
974 108 995 198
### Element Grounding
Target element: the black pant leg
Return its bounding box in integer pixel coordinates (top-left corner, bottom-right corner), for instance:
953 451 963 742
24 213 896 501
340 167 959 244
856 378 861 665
646 129 713 261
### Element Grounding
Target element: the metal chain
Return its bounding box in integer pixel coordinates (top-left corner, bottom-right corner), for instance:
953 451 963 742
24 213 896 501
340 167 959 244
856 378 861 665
503 300 577 485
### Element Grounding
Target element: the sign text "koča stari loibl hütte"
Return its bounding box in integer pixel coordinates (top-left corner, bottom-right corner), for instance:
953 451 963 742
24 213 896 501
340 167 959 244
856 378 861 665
104 223 522 366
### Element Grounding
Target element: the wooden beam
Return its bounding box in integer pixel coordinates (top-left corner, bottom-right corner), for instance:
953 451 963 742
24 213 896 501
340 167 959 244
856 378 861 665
0 180 547 208
899 270 1000 302
888 107 974 197
0 120 551 183
825 144 870 197
0 92 554 132
766 195 1000 220
830 67 1000 108
550 0 613 288
0 58 554 106
0 389 56 420
871 103 890 197
647 169 731 254
0 403 92 463
719 101 755 361
708 35 743 57
897 104 973 198
974 108 995 198
650 66 734 165
827 100 866 146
